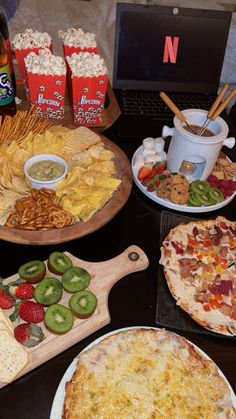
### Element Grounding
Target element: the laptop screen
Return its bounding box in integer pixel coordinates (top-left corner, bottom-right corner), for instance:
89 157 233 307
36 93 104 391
113 4 232 94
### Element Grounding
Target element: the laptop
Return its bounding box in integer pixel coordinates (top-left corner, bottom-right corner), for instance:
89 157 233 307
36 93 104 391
112 3 232 138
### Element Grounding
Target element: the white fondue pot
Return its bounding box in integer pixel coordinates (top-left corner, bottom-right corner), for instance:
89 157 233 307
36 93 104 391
162 109 235 181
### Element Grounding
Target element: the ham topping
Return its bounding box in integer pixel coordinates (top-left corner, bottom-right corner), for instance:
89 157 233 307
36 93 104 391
208 280 233 296
171 241 184 255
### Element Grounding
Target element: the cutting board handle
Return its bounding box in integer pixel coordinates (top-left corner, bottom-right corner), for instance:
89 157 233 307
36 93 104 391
71 245 149 293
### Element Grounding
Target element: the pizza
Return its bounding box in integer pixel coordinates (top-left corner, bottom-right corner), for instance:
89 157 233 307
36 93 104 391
160 216 236 336
62 328 235 418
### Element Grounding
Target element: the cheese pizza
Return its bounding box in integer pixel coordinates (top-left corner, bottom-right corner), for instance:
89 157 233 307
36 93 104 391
63 328 235 418
160 216 236 336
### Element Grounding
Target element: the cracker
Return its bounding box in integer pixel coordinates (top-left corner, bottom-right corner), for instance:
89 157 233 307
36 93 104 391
0 330 28 383
0 308 13 332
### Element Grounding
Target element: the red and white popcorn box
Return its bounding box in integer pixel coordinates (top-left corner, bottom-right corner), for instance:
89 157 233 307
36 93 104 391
63 45 99 58
66 52 108 126
70 74 108 126
25 49 66 120
27 73 66 120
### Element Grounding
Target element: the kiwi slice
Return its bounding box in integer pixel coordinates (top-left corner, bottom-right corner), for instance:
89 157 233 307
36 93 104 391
187 191 202 206
190 180 210 194
34 277 63 306
69 290 97 319
195 191 216 206
208 187 224 203
62 267 91 293
19 260 46 284
48 252 73 275
44 304 74 334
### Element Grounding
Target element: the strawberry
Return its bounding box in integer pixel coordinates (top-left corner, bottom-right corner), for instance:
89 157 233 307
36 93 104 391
14 322 45 348
9 281 34 300
0 288 15 309
137 165 153 181
153 161 166 175
0 277 15 309
18 300 45 323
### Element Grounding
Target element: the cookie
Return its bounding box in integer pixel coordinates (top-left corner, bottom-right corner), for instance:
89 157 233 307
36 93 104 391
156 178 172 198
172 174 189 187
170 183 189 204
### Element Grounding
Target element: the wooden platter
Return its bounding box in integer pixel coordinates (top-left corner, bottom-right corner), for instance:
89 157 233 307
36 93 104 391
0 134 132 245
1 245 149 389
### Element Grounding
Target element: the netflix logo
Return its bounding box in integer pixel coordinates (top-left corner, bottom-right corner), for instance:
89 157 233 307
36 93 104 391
163 36 179 63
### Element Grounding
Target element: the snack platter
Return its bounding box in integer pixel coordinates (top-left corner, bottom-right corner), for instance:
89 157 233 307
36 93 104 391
156 211 236 339
132 145 236 213
0 246 149 389
50 327 236 419
0 125 132 245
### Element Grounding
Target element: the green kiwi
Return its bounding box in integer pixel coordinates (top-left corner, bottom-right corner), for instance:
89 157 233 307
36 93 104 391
191 180 210 194
48 252 73 275
34 277 63 306
62 267 91 293
69 290 97 319
208 187 224 203
18 260 46 283
44 304 74 334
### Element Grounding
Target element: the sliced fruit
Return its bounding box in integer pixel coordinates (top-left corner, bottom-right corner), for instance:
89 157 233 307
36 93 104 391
18 260 46 284
0 288 15 309
208 187 224 203
34 277 63 306
9 279 34 300
48 252 73 275
17 300 45 323
14 322 45 348
194 191 216 206
190 180 210 194
44 304 74 334
62 267 91 293
137 165 153 181
187 192 202 206
69 290 97 319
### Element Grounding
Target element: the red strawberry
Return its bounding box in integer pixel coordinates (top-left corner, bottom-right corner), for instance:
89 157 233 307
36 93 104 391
14 322 45 348
153 161 166 175
0 288 15 309
18 300 45 323
137 165 153 181
9 282 34 300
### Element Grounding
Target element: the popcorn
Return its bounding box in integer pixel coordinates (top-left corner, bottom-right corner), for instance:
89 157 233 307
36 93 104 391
58 28 97 49
12 28 52 49
25 48 66 76
66 52 107 77
13 29 52 91
67 52 108 126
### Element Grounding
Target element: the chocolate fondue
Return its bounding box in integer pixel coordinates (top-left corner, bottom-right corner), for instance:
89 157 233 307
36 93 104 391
184 124 214 137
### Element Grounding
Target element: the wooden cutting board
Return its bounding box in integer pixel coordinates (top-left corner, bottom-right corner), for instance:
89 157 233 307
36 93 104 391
0 245 149 388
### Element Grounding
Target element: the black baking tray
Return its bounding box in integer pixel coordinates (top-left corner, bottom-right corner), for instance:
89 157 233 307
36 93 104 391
156 210 235 339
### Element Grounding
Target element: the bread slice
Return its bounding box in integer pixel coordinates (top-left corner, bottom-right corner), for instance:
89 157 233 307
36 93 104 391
0 330 29 383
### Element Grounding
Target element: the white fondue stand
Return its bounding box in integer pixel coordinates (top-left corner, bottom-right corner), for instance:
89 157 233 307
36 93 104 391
162 109 235 181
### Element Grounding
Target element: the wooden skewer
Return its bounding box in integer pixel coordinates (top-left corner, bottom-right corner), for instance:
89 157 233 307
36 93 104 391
199 89 236 135
198 84 229 135
159 91 197 134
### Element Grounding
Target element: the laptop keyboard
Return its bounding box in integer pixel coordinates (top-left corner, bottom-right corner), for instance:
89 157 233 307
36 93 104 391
117 91 216 117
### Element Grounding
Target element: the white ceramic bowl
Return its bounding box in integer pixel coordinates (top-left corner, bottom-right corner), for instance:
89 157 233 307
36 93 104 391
24 153 68 190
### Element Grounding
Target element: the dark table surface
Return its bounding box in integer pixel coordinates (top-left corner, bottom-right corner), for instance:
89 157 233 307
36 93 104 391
0 115 236 419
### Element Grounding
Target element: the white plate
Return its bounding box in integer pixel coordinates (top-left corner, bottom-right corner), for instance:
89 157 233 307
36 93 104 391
50 326 236 418
132 145 236 213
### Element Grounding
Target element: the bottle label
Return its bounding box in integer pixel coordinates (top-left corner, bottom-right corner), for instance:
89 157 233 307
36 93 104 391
0 63 14 105
5 39 14 74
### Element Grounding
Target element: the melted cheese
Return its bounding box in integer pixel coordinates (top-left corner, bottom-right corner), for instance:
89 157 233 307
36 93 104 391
63 329 235 419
